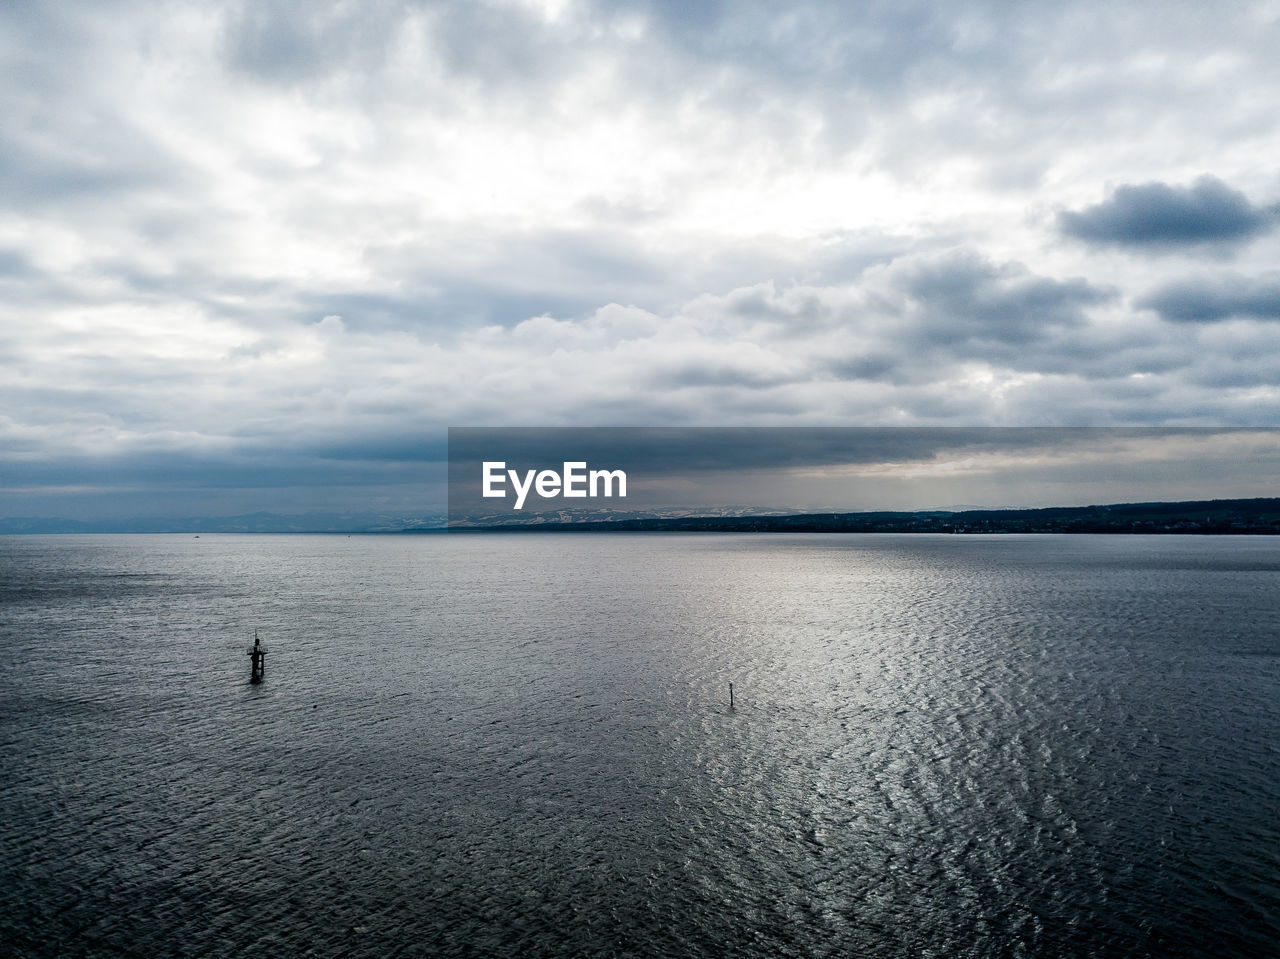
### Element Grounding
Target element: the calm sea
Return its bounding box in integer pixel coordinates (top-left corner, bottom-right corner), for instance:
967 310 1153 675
1 533 1277 958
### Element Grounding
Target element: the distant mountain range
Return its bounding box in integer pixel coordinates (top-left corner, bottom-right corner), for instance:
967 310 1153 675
447 498 1280 534
0 511 449 534
5 499 1280 534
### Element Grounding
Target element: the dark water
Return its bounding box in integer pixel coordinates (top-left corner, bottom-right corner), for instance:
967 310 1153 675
1 533 1278 958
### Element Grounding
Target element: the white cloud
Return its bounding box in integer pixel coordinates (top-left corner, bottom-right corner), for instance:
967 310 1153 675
3 0 1280 515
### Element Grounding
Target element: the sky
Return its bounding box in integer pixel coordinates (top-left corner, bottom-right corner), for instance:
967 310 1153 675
3 0 1280 520
447 428 1280 517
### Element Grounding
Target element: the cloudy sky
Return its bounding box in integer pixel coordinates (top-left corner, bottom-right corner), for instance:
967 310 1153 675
448 427 1280 517
4 0 1280 519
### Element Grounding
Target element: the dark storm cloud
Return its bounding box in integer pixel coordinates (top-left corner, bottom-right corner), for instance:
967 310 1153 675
1139 275 1280 324
448 426 1216 477
2 436 449 497
826 354 898 382
449 427 1280 519
900 254 1112 346
646 363 795 391
1058 177 1278 249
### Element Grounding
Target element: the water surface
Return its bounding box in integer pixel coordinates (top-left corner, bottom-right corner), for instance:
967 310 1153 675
2 533 1277 957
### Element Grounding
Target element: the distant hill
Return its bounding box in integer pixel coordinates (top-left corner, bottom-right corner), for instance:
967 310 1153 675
453 498 1280 534
0 511 448 534
6 499 1280 534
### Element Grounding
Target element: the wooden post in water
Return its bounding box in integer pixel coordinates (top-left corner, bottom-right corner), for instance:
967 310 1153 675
249 630 266 684
729 682 734 709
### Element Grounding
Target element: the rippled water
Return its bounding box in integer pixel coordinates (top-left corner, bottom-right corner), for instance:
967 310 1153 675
2 533 1278 958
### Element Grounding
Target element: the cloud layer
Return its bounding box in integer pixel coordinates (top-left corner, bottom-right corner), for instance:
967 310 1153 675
1058 177 1278 248
1141 275 1280 323
3 0 1280 516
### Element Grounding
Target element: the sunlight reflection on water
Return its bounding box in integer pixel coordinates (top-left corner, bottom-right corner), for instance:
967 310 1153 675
2 533 1278 957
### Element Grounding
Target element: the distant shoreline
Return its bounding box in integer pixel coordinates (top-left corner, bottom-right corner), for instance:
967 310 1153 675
450 497 1280 535
9 497 1278 535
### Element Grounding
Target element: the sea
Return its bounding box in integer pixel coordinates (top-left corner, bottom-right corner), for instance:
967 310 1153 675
1 533 1277 958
